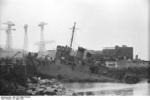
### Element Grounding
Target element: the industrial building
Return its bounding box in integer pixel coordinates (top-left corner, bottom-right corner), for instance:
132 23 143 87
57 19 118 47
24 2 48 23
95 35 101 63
102 45 133 60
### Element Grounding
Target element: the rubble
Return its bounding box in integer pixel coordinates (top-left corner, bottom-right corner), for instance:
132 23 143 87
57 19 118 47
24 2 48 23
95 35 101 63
0 75 74 95
26 77 74 96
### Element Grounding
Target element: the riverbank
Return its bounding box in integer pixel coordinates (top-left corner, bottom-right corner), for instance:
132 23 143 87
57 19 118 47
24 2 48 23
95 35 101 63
0 75 74 95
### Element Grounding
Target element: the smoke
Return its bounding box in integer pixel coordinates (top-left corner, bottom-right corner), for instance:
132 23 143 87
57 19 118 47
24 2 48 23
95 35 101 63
0 0 6 15
0 0 6 47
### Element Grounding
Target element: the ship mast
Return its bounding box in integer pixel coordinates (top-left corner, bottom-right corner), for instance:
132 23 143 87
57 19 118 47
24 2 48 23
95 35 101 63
70 22 76 49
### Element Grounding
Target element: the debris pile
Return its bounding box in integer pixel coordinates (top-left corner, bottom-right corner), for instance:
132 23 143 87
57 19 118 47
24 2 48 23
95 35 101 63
26 77 74 95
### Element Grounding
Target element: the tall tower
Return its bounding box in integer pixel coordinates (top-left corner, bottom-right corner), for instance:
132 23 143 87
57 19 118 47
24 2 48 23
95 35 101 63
3 21 16 51
38 22 47 52
23 24 28 52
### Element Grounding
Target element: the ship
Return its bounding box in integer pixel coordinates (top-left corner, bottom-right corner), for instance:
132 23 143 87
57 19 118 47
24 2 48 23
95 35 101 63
0 22 149 87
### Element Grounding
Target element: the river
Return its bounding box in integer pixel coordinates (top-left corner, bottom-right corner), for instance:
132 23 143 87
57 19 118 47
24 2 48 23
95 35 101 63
63 81 150 96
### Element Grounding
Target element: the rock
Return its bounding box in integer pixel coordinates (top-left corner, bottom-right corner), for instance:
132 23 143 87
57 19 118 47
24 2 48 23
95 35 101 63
27 90 33 94
65 90 74 96
25 77 74 95
45 87 55 92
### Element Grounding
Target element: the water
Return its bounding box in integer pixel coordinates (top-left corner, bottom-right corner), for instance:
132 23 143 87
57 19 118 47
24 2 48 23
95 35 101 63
63 81 150 96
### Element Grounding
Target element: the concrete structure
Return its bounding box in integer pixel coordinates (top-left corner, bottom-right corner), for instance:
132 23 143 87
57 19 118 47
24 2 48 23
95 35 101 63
23 24 28 52
38 22 47 53
0 21 16 51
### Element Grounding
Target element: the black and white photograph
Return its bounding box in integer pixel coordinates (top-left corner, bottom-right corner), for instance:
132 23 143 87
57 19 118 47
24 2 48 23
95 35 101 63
0 0 150 97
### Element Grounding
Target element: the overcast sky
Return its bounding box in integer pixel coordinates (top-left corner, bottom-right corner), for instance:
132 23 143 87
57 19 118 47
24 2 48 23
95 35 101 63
0 0 149 60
